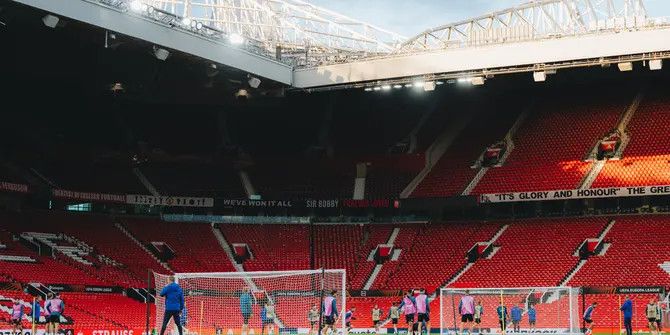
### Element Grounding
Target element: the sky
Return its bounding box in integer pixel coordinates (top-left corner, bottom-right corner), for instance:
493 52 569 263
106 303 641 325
308 0 670 37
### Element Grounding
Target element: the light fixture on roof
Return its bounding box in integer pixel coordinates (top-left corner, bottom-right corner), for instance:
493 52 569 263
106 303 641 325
649 59 662 71
412 81 425 89
42 14 59 28
393 84 403 89
182 17 192 26
617 62 633 72
381 84 391 90
533 71 547 82
153 46 170 61
364 87 373 92
457 77 471 84
435 81 444 85
471 77 485 86
423 81 436 91
229 33 245 45
248 76 261 89
373 86 381 91
404 83 413 88
129 0 145 13
195 21 203 30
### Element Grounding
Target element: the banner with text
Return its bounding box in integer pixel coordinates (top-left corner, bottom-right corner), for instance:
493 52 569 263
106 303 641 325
126 194 214 207
53 189 125 203
479 185 670 203
0 181 29 194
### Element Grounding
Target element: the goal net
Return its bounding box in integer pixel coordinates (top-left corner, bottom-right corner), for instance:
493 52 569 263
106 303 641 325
440 287 580 335
154 269 346 335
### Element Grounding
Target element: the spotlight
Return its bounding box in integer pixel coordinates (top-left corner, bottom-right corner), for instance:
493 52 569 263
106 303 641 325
248 77 261 89
435 81 444 85
423 81 436 91
364 87 373 92
42 14 59 28
617 62 633 72
182 17 191 26
393 84 403 89
230 33 244 45
129 0 144 12
373 86 381 91
471 77 485 86
381 85 391 90
153 46 170 61
404 83 413 88
457 77 471 84
236 89 249 99
649 59 662 71
195 22 203 30
412 81 425 88
533 71 546 82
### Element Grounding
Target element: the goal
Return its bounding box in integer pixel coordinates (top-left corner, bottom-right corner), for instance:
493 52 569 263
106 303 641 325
439 287 580 335
153 269 346 335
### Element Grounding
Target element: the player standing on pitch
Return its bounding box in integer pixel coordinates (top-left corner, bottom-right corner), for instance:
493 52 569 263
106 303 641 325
474 301 484 335
322 290 339 335
621 296 633 335
496 302 508 334
527 304 537 333
459 290 475 335
583 302 597 335
416 289 430 335
308 304 320 335
240 287 255 335
46 292 65 335
372 304 382 332
261 300 276 335
11 299 24 335
399 290 417 335
510 304 522 332
648 299 659 335
388 301 400 334
344 307 356 334
159 276 184 335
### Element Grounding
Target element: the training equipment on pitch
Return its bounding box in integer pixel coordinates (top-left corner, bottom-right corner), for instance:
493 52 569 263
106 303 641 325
439 287 581 335
154 269 346 335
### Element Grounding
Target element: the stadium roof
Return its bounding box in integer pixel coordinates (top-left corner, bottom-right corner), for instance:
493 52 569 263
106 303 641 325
9 0 670 89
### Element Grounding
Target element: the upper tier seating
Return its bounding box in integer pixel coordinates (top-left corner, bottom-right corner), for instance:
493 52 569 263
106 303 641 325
140 163 246 198
592 90 670 187
473 88 629 194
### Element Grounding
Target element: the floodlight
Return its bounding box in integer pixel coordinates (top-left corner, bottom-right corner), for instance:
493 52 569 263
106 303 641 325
248 77 261 89
230 33 245 45
42 14 59 28
381 85 391 90
617 62 633 72
413 81 425 88
533 71 546 82
393 84 403 89
153 46 170 61
649 59 662 71
195 22 203 30
373 86 381 91
471 77 485 85
129 0 144 13
423 81 436 91
182 17 192 26
364 87 373 92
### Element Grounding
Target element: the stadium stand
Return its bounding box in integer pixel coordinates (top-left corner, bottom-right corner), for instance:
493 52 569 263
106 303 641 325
140 162 246 198
569 216 670 287
454 217 607 287
473 87 631 194
123 219 236 273
591 88 670 187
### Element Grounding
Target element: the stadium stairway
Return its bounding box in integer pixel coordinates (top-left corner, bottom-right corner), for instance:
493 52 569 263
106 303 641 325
362 227 400 290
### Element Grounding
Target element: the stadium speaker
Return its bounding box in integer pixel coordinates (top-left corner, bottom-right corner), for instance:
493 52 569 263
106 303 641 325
42 14 59 28
649 59 663 71
153 46 170 61
248 77 261 89
617 62 633 72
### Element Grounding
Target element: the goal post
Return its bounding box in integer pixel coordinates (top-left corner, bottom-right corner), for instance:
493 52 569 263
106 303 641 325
153 269 346 335
439 287 581 335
